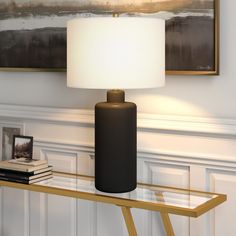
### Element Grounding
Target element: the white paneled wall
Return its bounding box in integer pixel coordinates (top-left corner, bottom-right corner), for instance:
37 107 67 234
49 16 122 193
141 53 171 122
207 170 236 236
0 105 236 236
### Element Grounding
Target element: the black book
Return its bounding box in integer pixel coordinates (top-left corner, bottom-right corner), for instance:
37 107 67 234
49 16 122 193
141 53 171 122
0 166 53 176
0 174 53 184
0 170 52 181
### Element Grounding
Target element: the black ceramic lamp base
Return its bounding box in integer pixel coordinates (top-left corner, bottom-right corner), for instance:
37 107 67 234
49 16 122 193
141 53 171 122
95 90 137 193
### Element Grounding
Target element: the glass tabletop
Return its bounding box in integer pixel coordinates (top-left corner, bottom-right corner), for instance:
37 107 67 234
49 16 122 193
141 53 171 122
0 172 226 217
34 172 221 210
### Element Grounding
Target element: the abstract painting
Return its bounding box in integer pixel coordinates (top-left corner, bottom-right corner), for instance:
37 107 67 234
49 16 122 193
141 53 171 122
0 0 219 75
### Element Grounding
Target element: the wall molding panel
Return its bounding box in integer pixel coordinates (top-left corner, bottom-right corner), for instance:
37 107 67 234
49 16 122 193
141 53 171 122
142 160 190 236
206 169 236 236
1 104 236 136
24 190 30 236
34 139 236 172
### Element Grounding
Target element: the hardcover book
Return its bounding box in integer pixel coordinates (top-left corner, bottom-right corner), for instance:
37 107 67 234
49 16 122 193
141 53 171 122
0 160 48 172
0 166 53 176
8 158 47 166
0 171 52 181
0 174 53 184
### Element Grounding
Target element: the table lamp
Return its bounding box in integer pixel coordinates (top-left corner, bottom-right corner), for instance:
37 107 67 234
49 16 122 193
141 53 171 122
67 17 165 193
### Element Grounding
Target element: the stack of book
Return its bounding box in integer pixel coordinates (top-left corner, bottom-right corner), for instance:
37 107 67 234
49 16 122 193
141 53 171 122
0 158 53 184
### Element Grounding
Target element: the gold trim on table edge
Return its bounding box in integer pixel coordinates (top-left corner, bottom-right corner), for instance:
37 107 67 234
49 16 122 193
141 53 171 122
0 172 226 218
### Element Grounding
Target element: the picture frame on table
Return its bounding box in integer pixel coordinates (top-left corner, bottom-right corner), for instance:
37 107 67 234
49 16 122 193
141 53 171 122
0 0 219 75
12 135 33 160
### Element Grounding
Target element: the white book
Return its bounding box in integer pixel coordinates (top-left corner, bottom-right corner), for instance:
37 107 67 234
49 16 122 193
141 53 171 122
8 158 47 166
0 166 53 175
29 174 53 184
0 160 49 172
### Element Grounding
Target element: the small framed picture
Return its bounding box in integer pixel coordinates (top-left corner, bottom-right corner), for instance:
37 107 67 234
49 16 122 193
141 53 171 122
12 135 33 159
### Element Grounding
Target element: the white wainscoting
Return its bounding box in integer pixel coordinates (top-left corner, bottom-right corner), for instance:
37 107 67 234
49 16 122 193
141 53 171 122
0 104 236 236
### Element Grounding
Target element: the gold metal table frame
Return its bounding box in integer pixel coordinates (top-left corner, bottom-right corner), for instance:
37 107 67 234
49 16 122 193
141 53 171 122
0 172 226 236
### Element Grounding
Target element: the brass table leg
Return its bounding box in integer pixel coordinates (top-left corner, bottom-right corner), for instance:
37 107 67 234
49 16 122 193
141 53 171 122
160 212 175 236
156 192 175 236
120 206 138 236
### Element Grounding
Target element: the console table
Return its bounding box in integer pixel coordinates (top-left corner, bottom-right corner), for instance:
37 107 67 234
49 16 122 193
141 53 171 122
0 172 226 236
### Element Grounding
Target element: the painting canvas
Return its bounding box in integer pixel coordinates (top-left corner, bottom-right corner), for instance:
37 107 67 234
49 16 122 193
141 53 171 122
0 0 218 75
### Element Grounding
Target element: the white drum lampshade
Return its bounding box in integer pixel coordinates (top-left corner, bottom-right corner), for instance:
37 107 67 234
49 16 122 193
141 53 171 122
67 17 165 89
67 17 165 193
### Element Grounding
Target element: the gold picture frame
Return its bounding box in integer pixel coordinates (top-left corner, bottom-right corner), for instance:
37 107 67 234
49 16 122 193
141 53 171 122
166 0 219 76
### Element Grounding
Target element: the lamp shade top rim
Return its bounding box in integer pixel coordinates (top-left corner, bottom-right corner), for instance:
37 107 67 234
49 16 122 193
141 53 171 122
68 16 165 23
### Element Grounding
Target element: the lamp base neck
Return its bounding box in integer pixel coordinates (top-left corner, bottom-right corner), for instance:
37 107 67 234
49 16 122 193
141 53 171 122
107 89 125 103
